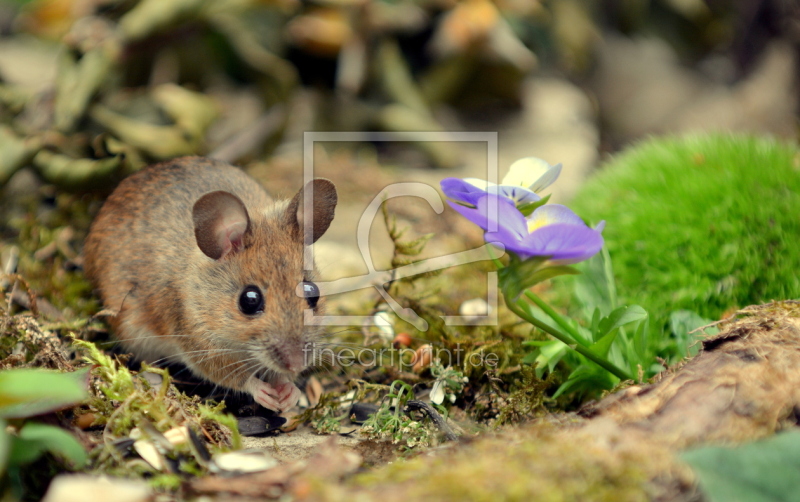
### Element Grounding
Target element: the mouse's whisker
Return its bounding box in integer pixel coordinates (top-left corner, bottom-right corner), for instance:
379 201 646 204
311 341 367 349
309 350 340 367
319 328 362 337
216 357 263 384
205 361 255 380
150 348 241 362
95 333 204 348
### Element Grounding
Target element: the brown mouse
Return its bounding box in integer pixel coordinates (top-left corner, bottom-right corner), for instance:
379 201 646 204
83 156 337 412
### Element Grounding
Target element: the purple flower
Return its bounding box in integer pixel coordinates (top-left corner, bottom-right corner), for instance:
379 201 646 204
440 157 562 207
441 178 542 207
450 194 604 264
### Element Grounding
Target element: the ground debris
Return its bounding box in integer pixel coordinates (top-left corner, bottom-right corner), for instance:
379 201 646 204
0 313 73 370
190 436 361 499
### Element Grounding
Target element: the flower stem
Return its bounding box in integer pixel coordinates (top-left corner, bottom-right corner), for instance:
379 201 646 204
486 244 505 270
507 296 633 381
524 290 590 347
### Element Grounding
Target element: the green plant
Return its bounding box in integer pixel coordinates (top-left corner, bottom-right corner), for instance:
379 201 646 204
429 360 468 405
359 380 435 449
682 431 800 502
71 337 240 476
565 134 800 342
0 368 89 496
442 158 661 400
521 248 654 399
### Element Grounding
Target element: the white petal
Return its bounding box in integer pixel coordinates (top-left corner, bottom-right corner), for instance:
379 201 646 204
374 311 395 339
494 185 540 205
502 157 562 192
464 178 496 190
430 380 446 405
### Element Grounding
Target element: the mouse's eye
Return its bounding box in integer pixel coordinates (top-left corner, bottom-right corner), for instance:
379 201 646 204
239 285 264 316
303 281 320 309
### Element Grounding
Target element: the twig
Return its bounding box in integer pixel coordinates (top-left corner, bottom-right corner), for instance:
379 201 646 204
404 400 458 442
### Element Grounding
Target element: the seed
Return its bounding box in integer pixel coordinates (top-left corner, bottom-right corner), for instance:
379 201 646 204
281 411 301 432
411 344 433 373
305 376 324 408
393 332 412 349
75 412 97 429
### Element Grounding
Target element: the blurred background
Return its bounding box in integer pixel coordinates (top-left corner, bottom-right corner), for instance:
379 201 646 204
0 0 796 169
0 0 798 305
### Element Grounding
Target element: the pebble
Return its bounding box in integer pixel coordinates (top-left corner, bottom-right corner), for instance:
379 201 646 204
42 475 151 502
237 415 286 436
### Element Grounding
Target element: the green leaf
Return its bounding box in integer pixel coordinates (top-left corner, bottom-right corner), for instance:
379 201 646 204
585 305 647 360
524 340 568 378
517 194 551 217
8 422 87 468
669 310 716 357
589 329 618 359
572 246 617 318
596 305 648 339
682 431 800 502
590 307 601 336
633 316 651 362
0 368 89 419
552 364 616 399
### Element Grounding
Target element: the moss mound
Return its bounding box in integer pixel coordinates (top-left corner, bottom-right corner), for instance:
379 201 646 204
568 134 800 333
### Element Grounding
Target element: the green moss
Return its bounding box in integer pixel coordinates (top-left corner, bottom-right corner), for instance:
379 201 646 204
565 134 800 340
349 425 652 501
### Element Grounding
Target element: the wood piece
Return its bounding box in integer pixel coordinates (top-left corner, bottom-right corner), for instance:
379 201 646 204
582 301 800 449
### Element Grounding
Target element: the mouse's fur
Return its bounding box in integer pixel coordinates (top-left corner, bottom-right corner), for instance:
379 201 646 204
84 156 337 411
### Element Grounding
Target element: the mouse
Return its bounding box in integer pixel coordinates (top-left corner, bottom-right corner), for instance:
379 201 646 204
83 156 337 412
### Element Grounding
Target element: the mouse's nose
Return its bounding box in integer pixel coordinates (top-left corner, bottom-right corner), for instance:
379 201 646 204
273 344 305 374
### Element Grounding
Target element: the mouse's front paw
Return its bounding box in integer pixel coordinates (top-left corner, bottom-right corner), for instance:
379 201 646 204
246 376 302 413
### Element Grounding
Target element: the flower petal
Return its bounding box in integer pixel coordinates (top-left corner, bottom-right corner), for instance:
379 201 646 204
448 194 528 238
494 185 540 206
441 178 488 206
520 223 605 264
502 157 562 192
475 195 528 237
463 178 496 190
527 204 585 232
448 200 489 229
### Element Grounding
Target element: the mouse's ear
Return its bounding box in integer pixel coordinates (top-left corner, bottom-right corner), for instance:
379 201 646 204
285 179 338 245
193 191 251 260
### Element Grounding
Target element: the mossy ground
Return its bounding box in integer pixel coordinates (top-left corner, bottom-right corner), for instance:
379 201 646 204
344 423 655 502
559 134 800 342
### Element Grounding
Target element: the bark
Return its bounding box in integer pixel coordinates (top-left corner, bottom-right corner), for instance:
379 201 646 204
582 300 800 449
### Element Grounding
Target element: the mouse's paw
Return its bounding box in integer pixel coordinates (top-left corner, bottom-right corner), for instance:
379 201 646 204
246 376 302 413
